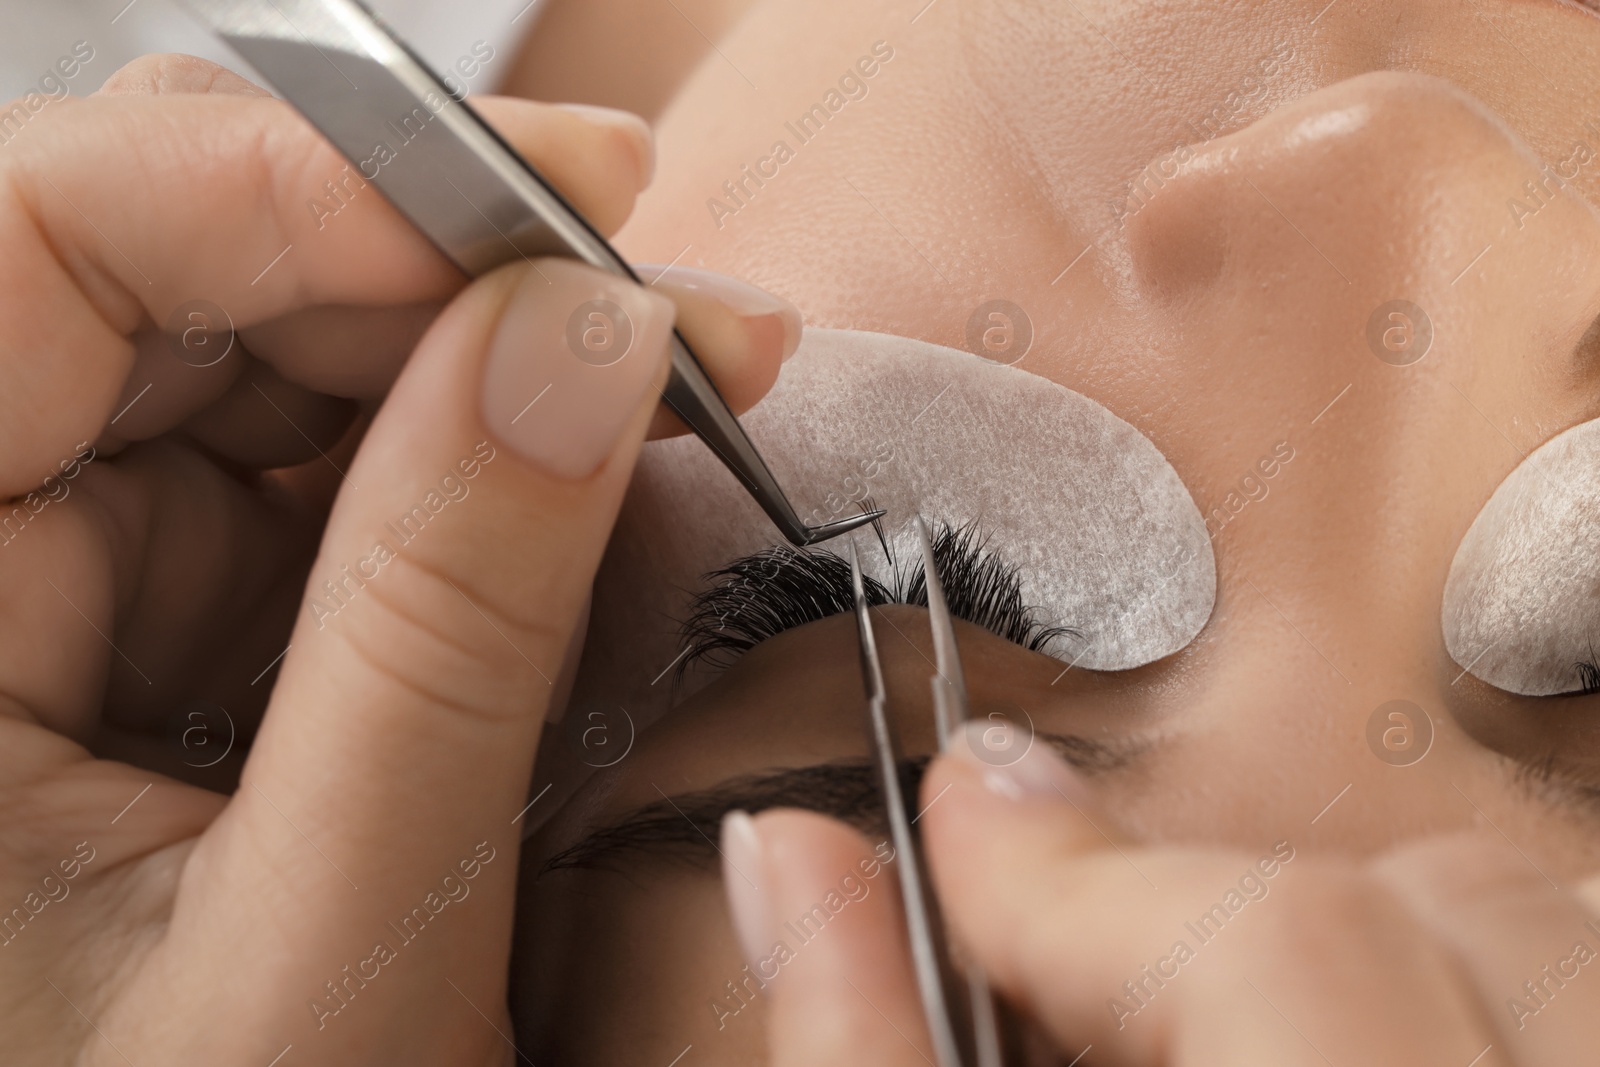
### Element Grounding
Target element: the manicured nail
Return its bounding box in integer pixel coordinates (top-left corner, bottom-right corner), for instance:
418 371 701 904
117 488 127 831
556 103 655 184
953 720 1091 805
1576 873 1600 922
720 810 771 971
482 258 674 479
634 264 804 361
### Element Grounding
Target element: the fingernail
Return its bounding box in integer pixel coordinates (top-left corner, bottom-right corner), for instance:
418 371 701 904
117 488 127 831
1576 873 1600 921
482 259 674 479
634 264 804 361
720 810 771 971
556 103 655 184
953 720 1091 806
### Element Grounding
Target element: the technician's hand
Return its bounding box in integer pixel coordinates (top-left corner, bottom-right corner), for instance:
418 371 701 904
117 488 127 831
0 55 797 1065
741 733 1600 1066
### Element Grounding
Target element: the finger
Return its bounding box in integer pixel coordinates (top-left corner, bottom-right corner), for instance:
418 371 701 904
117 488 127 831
97 53 653 406
919 724 1503 1066
92 322 244 447
234 300 447 400
106 300 432 453
721 809 936 1067
232 97 653 391
98 350 358 470
0 88 651 495
94 52 273 97
636 264 801 439
0 438 317 753
1374 834 1600 1066
41 254 796 726
476 97 654 232
176 356 358 469
163 259 674 1060
156 252 806 447
93 56 654 205
232 260 803 429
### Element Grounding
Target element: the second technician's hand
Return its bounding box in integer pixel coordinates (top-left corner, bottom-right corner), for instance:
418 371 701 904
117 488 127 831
0 54 798 1064
732 729 1600 1066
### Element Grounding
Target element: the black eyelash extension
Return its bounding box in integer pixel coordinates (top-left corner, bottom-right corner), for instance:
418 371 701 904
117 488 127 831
677 513 1077 676
1576 641 1600 695
1577 659 1600 696
900 523 1073 656
677 545 897 672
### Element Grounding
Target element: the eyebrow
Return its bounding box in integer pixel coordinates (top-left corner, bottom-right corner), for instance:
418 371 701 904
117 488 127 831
538 732 1145 877
540 759 914 876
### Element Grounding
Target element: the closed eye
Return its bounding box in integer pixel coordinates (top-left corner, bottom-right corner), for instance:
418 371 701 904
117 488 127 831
675 516 1077 679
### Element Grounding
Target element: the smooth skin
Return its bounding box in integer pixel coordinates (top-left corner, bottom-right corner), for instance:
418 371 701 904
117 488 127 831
0 55 792 1064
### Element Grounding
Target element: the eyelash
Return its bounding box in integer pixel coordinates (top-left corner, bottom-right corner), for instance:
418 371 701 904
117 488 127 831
677 517 1077 676
1576 658 1600 696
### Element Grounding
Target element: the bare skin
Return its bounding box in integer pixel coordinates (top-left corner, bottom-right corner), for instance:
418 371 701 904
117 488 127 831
501 0 757 120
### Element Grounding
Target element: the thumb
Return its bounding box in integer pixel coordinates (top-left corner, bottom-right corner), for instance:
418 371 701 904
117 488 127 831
722 810 938 1067
185 258 675 1059
920 723 1156 1062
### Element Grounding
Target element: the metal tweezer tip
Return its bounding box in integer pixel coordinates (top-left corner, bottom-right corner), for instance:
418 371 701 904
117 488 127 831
794 508 885 546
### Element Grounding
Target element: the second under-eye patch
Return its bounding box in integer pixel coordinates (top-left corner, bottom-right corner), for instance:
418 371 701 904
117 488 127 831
1443 416 1600 696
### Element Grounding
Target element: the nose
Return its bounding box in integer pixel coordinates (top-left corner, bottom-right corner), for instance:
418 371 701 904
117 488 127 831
1115 71 1600 861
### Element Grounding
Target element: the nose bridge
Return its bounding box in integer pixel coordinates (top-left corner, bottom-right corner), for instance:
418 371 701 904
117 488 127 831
1125 71 1600 446
1129 71 1600 318
1105 72 1600 844
1130 76 1599 605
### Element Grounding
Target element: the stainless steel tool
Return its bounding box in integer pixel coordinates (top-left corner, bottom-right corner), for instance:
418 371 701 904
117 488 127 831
180 0 881 546
848 516 1005 1067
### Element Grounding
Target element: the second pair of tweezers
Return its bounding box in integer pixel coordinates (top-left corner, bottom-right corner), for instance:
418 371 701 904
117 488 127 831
181 0 879 546
850 518 1004 1067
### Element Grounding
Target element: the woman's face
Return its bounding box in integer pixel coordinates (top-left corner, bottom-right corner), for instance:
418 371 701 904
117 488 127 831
513 0 1600 1060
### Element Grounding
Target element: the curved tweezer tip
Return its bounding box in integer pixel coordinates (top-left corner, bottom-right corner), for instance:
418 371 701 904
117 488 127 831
795 508 886 546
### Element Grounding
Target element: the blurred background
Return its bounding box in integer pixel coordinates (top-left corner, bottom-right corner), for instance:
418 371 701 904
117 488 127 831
0 0 539 101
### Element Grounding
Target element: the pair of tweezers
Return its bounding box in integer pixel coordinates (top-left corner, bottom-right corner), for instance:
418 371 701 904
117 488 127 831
180 0 879 546
849 517 1004 1067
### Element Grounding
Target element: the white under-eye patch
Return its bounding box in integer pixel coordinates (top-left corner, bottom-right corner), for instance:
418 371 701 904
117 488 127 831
1443 417 1600 696
571 329 1216 729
